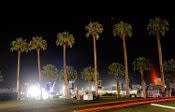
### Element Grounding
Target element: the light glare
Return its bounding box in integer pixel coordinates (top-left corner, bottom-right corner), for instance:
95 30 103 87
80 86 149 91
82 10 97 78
27 84 40 98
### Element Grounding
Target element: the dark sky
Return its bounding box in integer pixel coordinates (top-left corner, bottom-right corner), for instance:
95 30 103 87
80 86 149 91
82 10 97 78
1 7 175 88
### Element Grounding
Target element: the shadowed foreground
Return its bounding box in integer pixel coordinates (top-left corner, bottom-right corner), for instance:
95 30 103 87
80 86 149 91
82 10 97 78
0 97 139 112
0 100 71 112
0 97 175 112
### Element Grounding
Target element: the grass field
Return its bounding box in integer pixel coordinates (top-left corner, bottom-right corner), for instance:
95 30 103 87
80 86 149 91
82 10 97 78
157 100 175 107
102 100 175 112
0 97 131 112
0 97 174 112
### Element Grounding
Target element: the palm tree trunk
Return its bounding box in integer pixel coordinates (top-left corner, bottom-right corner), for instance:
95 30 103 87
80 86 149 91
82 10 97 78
92 33 98 97
122 35 130 97
70 48 72 65
156 33 165 96
75 87 80 100
89 80 92 96
63 45 70 98
37 49 42 99
173 80 175 94
116 76 121 97
37 49 41 81
140 69 146 98
16 51 21 100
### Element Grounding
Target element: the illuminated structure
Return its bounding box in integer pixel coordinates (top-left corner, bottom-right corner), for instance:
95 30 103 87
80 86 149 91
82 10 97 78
98 85 139 96
21 81 56 100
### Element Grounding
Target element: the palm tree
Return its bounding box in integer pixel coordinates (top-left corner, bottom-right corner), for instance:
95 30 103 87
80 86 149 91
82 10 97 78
41 64 59 82
164 59 175 95
81 66 95 96
85 21 103 97
29 36 47 82
164 59 175 74
59 66 77 98
132 57 150 98
56 32 75 98
10 38 28 99
59 66 77 81
108 63 124 97
147 17 169 96
113 21 132 97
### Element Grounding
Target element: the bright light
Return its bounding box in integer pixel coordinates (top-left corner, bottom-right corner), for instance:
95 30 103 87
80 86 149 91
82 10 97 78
27 84 40 98
85 86 95 91
57 85 65 98
62 86 65 96
130 90 137 94
42 89 49 99
92 86 95 91
155 78 161 85
62 85 65 91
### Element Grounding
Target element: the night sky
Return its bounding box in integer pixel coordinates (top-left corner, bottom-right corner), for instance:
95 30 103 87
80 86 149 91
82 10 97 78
1 7 175 89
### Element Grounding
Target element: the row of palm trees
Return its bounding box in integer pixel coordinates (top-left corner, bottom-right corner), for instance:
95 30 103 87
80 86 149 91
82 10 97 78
41 64 95 98
11 37 47 99
26 57 175 99
30 58 175 99
10 17 169 99
108 58 151 98
112 17 169 97
108 58 175 98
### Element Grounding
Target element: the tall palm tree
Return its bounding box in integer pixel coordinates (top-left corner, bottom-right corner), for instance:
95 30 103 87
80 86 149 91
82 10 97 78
10 38 28 99
81 66 95 96
85 21 103 97
56 32 75 98
41 64 59 82
113 21 132 97
132 57 150 98
147 17 169 96
108 63 124 97
29 36 47 82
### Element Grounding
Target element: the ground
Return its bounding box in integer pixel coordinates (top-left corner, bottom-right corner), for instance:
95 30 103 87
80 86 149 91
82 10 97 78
0 97 174 112
102 100 175 112
0 97 139 112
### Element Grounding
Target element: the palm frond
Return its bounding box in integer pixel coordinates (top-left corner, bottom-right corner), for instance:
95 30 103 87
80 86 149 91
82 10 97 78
108 63 124 78
147 17 169 37
132 57 150 72
56 32 75 48
59 66 77 81
29 36 47 51
85 21 104 40
113 21 132 38
10 37 28 53
81 66 95 81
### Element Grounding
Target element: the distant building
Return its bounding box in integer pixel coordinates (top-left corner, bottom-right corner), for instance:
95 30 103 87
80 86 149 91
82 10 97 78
98 84 139 96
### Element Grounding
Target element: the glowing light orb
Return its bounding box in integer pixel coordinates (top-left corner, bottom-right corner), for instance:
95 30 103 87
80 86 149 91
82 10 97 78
27 85 40 98
42 89 49 99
